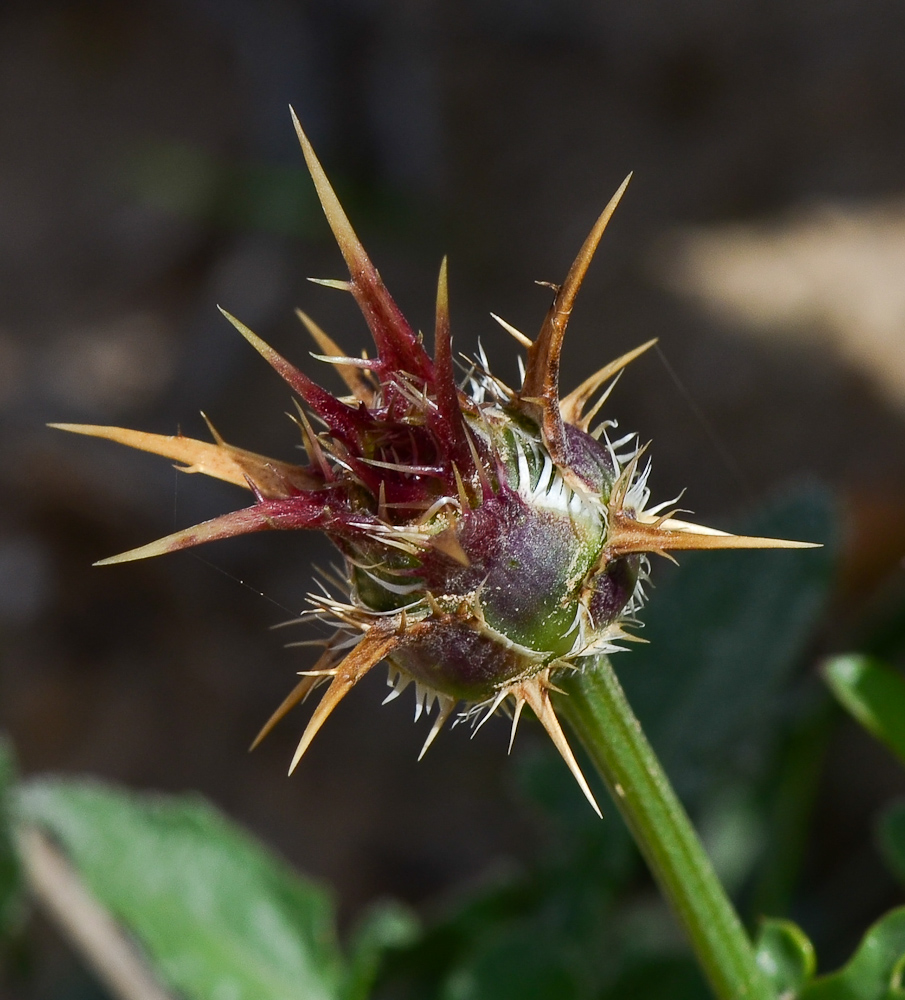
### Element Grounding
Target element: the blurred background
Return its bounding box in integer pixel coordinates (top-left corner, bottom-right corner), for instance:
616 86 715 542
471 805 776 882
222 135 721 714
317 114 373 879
2 0 905 995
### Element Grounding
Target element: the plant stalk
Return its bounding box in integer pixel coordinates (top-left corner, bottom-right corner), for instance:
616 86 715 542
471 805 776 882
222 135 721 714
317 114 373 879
555 655 773 1000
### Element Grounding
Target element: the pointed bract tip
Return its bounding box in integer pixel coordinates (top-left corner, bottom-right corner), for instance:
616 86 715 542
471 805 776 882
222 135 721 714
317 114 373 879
295 308 374 404
93 533 194 566
220 305 366 444
250 674 321 751
219 305 307 387
290 109 366 277
560 338 658 427
290 110 431 380
94 504 293 567
435 257 450 343
490 313 533 349
437 255 449 310
307 277 353 292
287 628 398 774
417 694 456 760
520 675 602 817
520 173 633 460
508 697 527 754
50 421 310 498
609 513 822 558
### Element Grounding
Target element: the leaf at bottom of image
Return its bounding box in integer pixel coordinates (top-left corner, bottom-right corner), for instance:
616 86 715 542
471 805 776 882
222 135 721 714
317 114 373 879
17 778 392 1000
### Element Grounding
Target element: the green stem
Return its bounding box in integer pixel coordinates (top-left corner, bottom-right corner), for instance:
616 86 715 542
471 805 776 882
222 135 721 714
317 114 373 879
555 656 774 1000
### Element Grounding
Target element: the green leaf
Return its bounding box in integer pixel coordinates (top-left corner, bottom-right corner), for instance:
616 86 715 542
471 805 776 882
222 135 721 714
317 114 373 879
824 656 905 766
0 737 22 939
799 908 905 999
755 919 816 997
619 483 837 804
18 778 344 1000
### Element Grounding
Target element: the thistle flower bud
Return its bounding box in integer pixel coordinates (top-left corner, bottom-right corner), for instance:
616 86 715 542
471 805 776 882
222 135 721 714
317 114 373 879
52 110 816 813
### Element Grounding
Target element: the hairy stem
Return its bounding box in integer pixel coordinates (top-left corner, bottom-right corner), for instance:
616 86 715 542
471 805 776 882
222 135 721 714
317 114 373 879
555 656 774 1000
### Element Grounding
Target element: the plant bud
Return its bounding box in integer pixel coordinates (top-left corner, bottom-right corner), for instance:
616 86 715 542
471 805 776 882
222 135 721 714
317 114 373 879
52 111 815 813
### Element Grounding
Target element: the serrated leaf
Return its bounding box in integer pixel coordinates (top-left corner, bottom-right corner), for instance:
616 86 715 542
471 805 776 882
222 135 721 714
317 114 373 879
799 908 905 999
619 483 837 804
824 656 905 767
755 918 816 997
18 778 344 1000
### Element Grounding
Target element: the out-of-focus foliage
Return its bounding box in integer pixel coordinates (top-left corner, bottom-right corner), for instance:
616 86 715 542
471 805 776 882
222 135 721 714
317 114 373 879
17 779 410 1000
344 902 420 1000
820 647 905 995
824 656 905 767
0 740 21 943
799 909 905 999
755 919 816 997
879 802 905 891
751 910 905 999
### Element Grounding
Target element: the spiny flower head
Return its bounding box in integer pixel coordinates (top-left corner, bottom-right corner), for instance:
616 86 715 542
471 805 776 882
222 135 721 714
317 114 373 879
53 110 814 813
